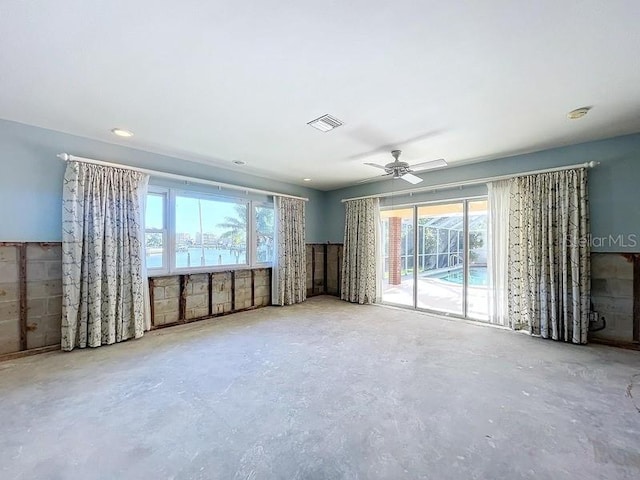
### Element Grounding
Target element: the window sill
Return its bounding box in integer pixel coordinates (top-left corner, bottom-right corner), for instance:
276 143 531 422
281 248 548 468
147 264 273 277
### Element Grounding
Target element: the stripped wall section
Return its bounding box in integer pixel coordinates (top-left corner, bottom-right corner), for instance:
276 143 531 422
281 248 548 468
148 268 272 329
0 245 20 354
0 243 62 355
25 244 63 349
590 253 635 343
0 241 279 357
306 243 343 297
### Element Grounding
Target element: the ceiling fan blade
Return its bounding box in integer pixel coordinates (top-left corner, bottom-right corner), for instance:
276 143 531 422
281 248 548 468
401 173 423 184
364 162 388 170
357 173 391 184
410 158 447 171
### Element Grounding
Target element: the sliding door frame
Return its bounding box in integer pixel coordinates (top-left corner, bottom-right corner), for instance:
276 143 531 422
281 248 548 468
380 195 487 320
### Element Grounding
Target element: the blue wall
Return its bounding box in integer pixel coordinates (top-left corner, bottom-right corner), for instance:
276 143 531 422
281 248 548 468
0 119 325 242
1 118 639 252
322 134 640 252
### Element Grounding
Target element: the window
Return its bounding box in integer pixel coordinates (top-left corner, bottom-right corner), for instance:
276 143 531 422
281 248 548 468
175 194 248 269
145 191 168 270
145 187 274 274
255 204 274 264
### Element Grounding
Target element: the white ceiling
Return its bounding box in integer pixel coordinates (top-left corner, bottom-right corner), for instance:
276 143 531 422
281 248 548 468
1 1 639 190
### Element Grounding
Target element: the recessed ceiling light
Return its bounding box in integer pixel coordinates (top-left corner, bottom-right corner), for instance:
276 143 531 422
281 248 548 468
233 160 246 165
567 107 591 120
307 114 343 132
111 128 134 137
303 178 312 182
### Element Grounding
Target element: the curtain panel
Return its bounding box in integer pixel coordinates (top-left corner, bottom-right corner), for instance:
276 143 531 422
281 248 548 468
341 198 379 304
487 180 512 326
61 161 149 351
507 168 590 344
272 196 306 305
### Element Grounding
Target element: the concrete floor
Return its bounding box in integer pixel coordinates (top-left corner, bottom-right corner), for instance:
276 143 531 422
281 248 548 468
1 296 639 480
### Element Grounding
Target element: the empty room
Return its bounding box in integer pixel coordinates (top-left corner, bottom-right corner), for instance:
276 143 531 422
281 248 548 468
1 1 640 479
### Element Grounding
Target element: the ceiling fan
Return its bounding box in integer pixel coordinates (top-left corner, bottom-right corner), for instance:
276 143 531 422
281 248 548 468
364 150 447 184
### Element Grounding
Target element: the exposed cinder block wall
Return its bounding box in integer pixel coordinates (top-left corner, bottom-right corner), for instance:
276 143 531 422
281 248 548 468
152 276 181 326
326 244 342 297
26 244 62 349
186 274 209 319
0 244 63 354
212 272 233 314
306 243 343 297
149 268 273 329
234 270 252 310
253 269 270 307
590 253 634 342
0 246 19 354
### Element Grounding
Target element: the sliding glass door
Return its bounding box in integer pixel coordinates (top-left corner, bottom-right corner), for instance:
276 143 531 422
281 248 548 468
416 202 465 315
381 198 489 320
466 200 489 320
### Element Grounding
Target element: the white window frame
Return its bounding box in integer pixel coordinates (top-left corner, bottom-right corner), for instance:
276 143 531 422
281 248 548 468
253 201 275 267
145 186 169 275
145 186 274 275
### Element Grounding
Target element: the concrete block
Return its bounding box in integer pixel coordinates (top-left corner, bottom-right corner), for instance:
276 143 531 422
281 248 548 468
0 282 19 300
190 277 209 294
608 279 633 298
0 246 18 262
45 261 63 280
186 308 209 319
154 298 179 314
27 279 63 298
26 298 46 317
47 297 62 316
26 262 45 280
164 285 181 299
255 285 269 297
28 315 63 348
0 261 18 281
33 312 62 332
0 300 19 318
213 291 231 305
591 295 633 315
155 310 179 325
26 245 62 261
591 253 632 280
186 293 207 309
0 318 20 354
236 270 251 279
152 276 180 288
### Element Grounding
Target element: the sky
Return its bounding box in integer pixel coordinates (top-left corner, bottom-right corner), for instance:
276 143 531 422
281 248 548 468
146 193 243 236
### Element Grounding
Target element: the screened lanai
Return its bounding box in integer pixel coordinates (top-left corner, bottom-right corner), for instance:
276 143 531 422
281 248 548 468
380 200 489 320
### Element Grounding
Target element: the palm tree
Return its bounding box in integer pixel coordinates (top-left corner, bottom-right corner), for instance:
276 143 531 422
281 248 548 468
216 204 274 250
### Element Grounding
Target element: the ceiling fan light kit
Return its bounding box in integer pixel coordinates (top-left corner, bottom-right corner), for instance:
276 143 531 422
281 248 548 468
364 150 447 184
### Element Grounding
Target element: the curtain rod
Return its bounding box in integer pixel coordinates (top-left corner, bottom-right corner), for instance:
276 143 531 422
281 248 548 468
341 161 598 203
57 153 309 202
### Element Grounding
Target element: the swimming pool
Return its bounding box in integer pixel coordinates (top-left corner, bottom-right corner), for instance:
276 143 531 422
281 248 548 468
433 267 488 286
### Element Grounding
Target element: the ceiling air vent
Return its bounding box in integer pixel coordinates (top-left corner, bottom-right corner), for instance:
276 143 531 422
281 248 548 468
307 114 343 132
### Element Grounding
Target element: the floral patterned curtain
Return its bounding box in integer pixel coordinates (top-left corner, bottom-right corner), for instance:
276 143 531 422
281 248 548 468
508 168 590 344
341 198 380 304
272 196 306 305
61 161 149 351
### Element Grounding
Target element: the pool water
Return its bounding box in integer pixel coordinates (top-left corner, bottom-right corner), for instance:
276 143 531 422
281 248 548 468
437 267 488 286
